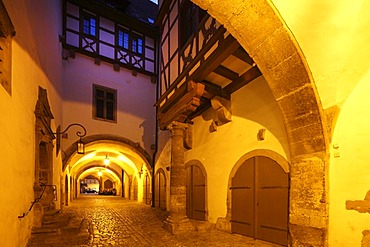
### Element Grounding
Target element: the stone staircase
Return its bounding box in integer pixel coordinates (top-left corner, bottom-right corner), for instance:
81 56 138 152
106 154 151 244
27 209 91 246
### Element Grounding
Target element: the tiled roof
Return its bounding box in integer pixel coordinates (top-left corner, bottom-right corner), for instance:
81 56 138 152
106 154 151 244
125 0 158 24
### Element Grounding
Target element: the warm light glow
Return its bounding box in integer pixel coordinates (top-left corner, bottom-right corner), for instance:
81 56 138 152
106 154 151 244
98 170 102 177
104 155 110 165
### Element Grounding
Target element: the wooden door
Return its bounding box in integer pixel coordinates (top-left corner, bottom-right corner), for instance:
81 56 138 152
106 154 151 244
143 174 151 204
155 171 166 210
186 165 206 220
231 157 254 236
231 156 289 246
133 177 138 200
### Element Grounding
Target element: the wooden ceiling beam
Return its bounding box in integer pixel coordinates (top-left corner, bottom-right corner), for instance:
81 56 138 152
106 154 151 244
224 66 262 94
202 80 231 100
214 65 239 81
232 47 254 66
192 35 240 81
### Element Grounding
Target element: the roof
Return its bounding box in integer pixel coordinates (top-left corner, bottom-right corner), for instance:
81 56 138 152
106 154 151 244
125 0 158 24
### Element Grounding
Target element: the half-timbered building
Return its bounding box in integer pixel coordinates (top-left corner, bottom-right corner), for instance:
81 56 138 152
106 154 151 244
1 0 370 246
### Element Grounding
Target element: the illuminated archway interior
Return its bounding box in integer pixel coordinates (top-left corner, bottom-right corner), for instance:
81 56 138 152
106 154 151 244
65 140 152 203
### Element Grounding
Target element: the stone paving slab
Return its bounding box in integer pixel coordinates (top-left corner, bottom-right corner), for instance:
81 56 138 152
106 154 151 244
28 195 281 247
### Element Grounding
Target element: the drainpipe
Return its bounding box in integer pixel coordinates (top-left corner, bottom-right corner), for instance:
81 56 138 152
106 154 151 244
151 25 160 208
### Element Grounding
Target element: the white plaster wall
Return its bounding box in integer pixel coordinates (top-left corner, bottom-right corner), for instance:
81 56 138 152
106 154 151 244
155 76 290 222
0 0 64 246
62 54 156 154
187 76 289 223
329 69 370 246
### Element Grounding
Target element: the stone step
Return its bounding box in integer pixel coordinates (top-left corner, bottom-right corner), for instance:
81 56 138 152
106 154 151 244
31 227 60 235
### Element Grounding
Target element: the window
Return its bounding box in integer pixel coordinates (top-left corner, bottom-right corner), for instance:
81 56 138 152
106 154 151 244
132 36 143 54
179 0 206 48
93 84 117 122
118 30 129 49
82 11 96 36
117 28 143 55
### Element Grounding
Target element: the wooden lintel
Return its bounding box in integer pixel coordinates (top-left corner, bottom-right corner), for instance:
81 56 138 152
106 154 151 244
232 47 254 66
224 66 262 94
192 35 240 81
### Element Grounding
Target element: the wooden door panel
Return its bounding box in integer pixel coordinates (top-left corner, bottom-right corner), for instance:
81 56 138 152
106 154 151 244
159 172 166 209
257 189 288 228
231 188 254 236
154 173 160 207
187 165 206 220
231 158 254 236
256 156 289 246
186 167 192 218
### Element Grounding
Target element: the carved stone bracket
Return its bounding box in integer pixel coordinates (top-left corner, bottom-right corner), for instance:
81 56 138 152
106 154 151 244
158 80 205 130
209 96 232 132
346 190 370 214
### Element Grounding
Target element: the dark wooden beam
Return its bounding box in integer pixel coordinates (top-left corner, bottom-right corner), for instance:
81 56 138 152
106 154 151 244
192 35 240 81
202 80 230 100
224 66 262 94
232 47 254 66
187 100 211 120
214 65 239 81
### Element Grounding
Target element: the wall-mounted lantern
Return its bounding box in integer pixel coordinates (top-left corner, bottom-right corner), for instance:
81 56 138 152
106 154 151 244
138 164 147 178
53 123 87 154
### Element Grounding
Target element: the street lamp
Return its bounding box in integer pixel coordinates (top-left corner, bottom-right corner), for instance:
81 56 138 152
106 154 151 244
53 123 87 154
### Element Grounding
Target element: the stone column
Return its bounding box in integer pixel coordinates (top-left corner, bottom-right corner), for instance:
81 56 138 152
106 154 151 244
164 121 193 234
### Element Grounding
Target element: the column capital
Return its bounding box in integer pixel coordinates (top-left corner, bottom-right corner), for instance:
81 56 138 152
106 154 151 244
167 121 190 131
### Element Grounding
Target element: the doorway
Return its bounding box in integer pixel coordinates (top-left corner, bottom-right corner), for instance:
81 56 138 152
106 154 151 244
65 175 69 206
154 169 166 210
231 156 289 246
143 174 151 205
186 164 206 221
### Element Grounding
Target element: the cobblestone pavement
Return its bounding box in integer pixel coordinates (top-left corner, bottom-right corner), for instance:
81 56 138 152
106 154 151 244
28 195 281 247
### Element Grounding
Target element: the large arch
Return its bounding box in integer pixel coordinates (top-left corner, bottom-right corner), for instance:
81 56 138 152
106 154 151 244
63 134 152 172
191 1 330 245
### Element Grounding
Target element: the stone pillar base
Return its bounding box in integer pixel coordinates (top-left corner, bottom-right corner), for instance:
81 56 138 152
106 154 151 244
164 216 193 234
215 217 231 232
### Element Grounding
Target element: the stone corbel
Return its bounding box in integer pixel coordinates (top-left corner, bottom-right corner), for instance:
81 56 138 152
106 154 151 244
210 96 232 132
184 124 193 150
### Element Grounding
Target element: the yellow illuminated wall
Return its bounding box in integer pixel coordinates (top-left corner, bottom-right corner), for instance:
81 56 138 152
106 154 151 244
330 70 370 246
190 0 370 245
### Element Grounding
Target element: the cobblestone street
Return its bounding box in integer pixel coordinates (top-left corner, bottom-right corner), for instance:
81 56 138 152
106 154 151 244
28 195 281 247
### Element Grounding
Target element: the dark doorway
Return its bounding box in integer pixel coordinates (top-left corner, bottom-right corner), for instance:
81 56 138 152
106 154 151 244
65 175 69 206
133 177 138 200
186 165 206 220
143 174 151 204
231 156 289 246
154 170 166 210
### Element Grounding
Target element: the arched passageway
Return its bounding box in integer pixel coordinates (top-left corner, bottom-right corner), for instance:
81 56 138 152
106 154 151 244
62 135 152 205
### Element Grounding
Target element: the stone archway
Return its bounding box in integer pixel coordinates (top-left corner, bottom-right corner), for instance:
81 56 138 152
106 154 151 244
192 1 329 246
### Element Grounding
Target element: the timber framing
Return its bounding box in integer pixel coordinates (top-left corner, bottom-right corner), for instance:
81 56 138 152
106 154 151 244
156 0 262 129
